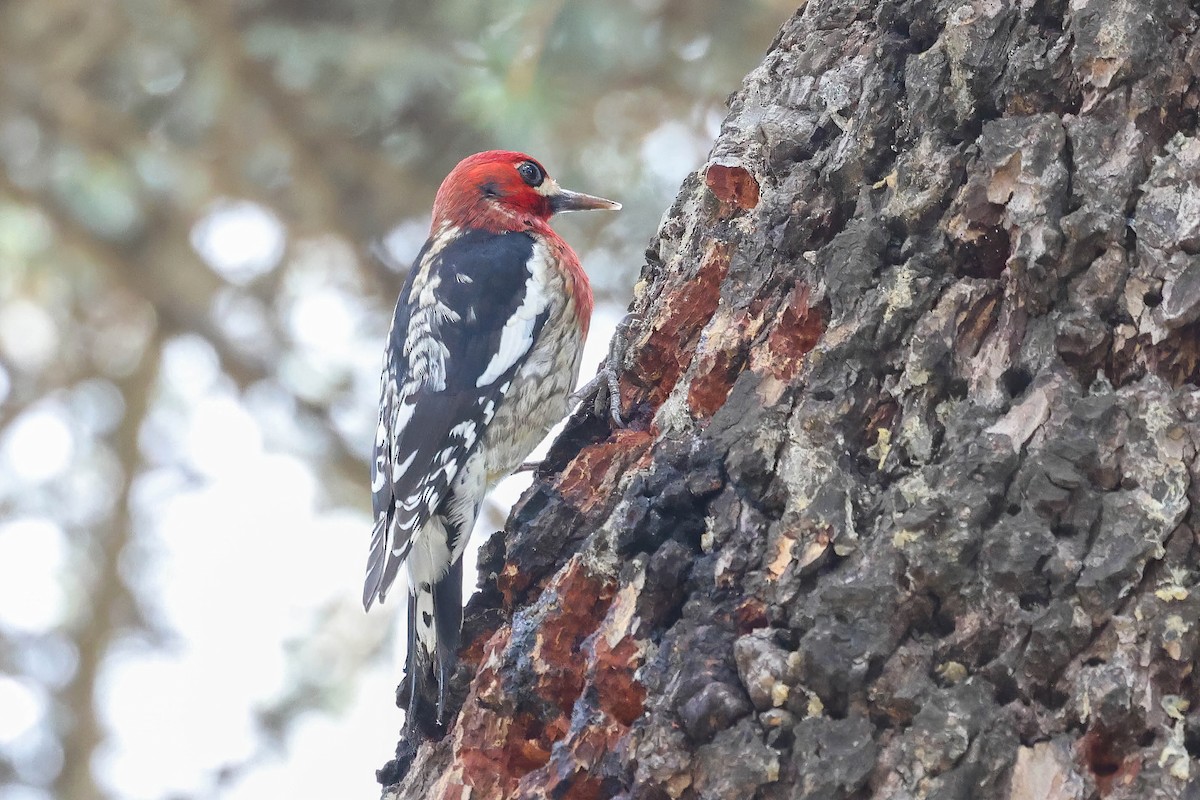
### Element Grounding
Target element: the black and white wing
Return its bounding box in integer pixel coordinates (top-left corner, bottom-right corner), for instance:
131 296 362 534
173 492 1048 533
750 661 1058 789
363 228 551 610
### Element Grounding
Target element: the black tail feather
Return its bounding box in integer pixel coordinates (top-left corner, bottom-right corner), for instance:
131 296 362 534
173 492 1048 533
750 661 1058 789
401 589 424 733
431 558 463 724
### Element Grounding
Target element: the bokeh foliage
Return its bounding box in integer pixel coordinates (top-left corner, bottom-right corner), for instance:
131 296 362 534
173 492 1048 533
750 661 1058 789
0 1 790 798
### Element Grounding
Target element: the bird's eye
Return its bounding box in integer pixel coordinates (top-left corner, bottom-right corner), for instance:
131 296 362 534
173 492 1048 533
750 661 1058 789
517 161 544 187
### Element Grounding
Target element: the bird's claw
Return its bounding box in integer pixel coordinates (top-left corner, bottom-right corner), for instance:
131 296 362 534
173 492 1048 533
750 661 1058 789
573 311 639 429
570 368 626 428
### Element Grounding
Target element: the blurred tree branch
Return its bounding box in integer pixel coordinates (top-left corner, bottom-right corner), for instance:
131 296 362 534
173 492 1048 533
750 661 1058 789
55 340 160 800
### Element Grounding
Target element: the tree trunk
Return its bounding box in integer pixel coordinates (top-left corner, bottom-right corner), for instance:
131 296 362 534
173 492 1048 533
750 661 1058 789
379 0 1200 797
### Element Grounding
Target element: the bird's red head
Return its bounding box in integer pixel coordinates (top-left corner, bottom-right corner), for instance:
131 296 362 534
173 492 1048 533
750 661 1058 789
431 150 620 233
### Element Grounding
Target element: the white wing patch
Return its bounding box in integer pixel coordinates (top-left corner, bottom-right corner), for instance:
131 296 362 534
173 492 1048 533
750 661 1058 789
476 242 553 387
391 398 416 434
448 420 478 450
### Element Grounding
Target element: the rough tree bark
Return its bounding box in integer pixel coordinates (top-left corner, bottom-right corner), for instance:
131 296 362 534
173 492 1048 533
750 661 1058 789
378 0 1200 797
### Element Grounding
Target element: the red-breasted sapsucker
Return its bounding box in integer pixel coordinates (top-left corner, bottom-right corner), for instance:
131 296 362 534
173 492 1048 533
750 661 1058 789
363 151 619 730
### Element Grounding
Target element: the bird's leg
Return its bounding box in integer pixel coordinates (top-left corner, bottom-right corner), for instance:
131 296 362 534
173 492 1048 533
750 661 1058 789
571 310 639 428
571 370 624 427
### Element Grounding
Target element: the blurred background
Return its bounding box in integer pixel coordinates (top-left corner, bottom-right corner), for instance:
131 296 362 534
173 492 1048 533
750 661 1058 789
0 2 792 798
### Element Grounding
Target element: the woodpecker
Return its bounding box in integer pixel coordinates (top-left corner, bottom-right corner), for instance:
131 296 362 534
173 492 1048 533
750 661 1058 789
364 150 620 731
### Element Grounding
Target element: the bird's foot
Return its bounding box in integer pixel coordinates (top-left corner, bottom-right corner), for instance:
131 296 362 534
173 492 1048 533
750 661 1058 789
572 368 625 428
572 311 639 428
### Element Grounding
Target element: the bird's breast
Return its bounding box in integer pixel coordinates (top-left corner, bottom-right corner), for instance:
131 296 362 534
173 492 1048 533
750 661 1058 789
480 272 586 481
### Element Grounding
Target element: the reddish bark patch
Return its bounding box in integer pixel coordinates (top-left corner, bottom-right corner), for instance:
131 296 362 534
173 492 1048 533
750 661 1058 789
497 562 525 609
735 597 770 633
592 634 647 726
467 631 510 707
706 162 761 215
630 242 731 412
499 573 647 798
507 714 556 772
460 614 502 665
555 428 653 515
452 631 548 798
452 709 554 799
1079 728 1141 796
758 283 827 382
687 338 745 420
452 559 618 798
515 712 626 800
533 559 619 716
953 290 1003 359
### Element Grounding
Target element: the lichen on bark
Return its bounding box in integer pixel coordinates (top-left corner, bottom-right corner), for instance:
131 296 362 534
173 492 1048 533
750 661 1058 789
380 0 1200 797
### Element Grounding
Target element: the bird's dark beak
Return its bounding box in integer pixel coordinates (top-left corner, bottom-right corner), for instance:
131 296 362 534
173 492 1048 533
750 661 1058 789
549 188 621 214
